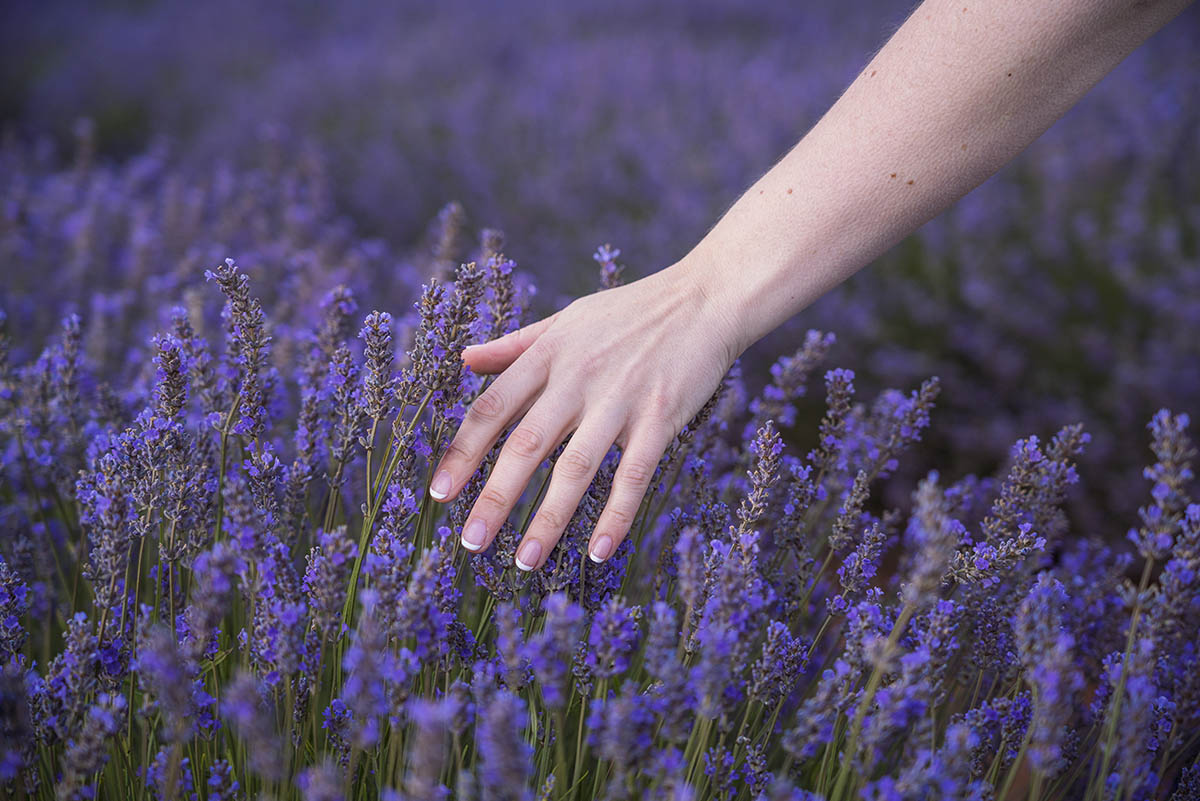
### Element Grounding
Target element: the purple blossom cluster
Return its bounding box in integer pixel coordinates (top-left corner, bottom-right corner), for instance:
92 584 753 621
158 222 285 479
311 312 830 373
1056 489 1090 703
3 0 1197 539
2 191 1199 798
0 3 1198 797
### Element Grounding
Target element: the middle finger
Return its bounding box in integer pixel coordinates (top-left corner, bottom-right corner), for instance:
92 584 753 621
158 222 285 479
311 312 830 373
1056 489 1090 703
459 393 578 554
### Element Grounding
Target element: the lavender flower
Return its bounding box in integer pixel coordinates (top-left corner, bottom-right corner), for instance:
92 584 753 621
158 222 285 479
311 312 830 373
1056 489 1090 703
1014 574 1084 775
594 243 625 289
747 330 835 435
524 593 585 709
0 558 29 663
59 692 126 801
475 689 533 801
221 672 283 781
749 621 809 708
205 258 272 439
359 310 396 422
304 526 358 642
1129 410 1195 561
297 759 345 801
585 596 643 680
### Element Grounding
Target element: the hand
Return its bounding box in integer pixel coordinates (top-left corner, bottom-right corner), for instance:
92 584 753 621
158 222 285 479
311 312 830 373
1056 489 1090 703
427 261 743 569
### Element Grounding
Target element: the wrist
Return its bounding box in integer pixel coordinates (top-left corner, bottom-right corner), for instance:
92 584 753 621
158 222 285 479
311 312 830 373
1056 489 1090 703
659 252 754 368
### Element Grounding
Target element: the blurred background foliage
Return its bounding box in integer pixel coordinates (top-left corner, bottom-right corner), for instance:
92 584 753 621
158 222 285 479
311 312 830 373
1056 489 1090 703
2 0 1198 538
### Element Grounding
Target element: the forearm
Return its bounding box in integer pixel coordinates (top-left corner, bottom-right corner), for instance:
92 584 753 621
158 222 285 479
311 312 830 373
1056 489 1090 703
674 0 1192 354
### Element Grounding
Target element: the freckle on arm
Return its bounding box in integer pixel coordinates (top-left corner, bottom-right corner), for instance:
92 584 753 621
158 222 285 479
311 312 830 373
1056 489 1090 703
907 180 914 185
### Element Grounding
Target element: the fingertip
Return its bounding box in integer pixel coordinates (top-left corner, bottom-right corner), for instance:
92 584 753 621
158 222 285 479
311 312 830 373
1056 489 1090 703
588 533 615 563
461 519 488 552
515 539 543 572
429 469 452 501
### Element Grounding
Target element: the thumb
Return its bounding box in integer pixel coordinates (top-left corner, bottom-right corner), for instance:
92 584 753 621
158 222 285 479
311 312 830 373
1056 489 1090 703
462 312 559 375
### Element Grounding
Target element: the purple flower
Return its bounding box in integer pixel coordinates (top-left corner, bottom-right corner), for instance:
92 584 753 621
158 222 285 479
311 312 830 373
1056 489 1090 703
474 688 533 801
1014 574 1084 775
585 596 643 680
59 692 126 801
594 243 625 289
220 672 283 781
524 593 585 709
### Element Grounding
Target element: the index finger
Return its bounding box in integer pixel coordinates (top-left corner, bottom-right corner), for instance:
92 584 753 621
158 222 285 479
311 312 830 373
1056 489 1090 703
429 342 554 502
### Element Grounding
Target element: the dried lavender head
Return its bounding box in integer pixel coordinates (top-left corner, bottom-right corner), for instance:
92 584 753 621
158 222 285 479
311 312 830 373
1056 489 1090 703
359 310 395 421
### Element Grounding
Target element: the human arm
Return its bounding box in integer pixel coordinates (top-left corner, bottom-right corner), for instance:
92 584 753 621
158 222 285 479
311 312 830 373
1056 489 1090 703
429 0 1194 569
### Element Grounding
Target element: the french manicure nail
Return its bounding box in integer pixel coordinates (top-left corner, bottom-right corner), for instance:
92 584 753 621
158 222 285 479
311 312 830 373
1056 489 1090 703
589 534 613 563
461 519 487 551
515 540 542 572
429 470 452 500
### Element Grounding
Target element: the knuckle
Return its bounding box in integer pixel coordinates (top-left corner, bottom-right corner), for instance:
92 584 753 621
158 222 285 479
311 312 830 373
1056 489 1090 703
469 388 508 423
526 339 556 373
573 351 604 378
642 389 681 435
441 441 472 465
555 448 594 480
506 425 544 458
618 456 657 489
533 505 569 533
601 503 635 531
477 487 510 512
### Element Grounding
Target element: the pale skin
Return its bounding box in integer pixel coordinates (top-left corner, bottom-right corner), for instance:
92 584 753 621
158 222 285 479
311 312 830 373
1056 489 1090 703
428 0 1195 570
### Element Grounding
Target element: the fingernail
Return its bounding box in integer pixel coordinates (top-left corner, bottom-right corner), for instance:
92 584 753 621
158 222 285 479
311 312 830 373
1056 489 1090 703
589 535 614 563
515 540 542 572
429 470 452 500
462 520 487 552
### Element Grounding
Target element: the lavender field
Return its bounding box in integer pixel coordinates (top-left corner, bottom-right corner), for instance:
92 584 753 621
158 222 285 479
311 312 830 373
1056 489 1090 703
1 1 1199 799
